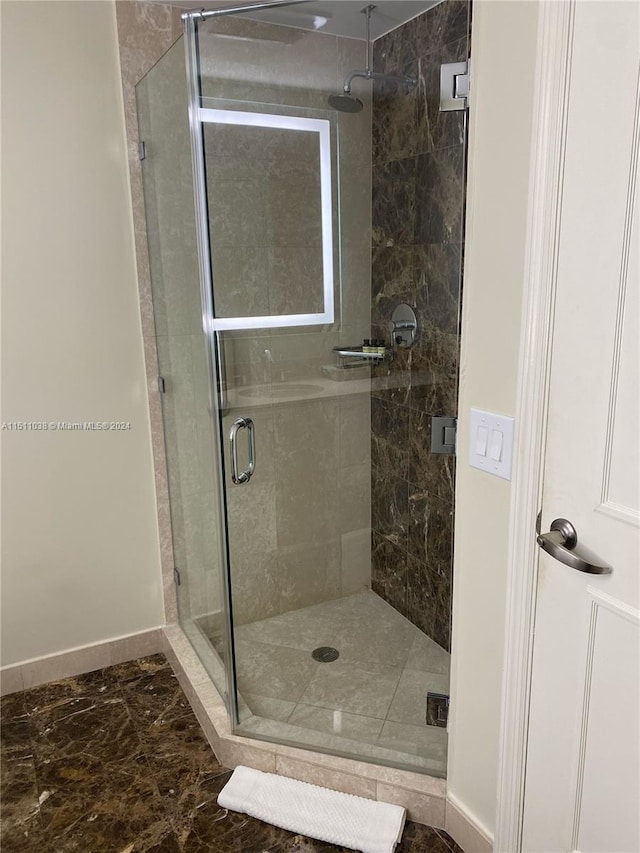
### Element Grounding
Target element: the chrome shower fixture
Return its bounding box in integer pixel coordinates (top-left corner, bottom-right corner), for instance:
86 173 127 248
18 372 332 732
328 4 417 113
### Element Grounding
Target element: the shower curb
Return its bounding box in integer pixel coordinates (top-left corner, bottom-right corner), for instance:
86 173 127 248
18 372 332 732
162 623 447 829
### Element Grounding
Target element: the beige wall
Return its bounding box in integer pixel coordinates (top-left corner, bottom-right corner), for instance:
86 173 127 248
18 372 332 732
1 0 164 666
448 0 540 839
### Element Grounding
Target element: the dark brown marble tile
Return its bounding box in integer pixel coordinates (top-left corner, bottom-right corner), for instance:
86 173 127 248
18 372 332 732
119 663 221 805
29 691 142 768
172 767 295 852
406 555 438 641
118 662 186 729
1 653 462 852
372 467 409 552
371 246 416 327
372 60 419 166
111 652 171 684
408 409 457 504
371 531 409 618
407 488 454 572
20 667 120 712
0 815 45 853
432 585 453 652
369 0 467 661
398 820 458 852
0 693 31 760
415 243 463 336
36 752 166 839
373 38 468 166
414 1 470 57
407 333 459 416
0 752 42 851
372 397 410 482
406 555 452 652
415 146 465 245
371 345 413 407
373 22 417 75
372 157 417 248
434 826 466 853
414 38 468 158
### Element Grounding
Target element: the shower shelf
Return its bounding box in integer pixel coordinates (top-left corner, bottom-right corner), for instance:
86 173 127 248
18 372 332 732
332 346 387 361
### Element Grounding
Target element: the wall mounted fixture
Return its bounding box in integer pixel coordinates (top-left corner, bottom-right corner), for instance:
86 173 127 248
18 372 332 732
389 303 417 348
440 60 470 112
328 5 417 113
201 108 334 330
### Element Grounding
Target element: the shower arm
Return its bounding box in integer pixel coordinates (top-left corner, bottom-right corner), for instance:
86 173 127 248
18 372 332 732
343 68 416 94
342 5 416 95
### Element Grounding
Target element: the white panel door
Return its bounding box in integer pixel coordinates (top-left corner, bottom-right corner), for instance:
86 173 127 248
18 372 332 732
522 2 640 852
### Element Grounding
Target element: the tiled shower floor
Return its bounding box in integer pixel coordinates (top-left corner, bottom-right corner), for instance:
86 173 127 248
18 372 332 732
215 591 450 776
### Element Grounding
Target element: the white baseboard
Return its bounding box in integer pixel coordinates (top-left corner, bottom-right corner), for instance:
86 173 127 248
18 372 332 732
446 792 494 853
0 626 164 696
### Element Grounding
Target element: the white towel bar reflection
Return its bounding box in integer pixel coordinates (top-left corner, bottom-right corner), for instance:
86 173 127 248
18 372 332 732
229 417 256 484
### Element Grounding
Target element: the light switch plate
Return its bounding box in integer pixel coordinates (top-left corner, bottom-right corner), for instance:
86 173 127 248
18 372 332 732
469 408 515 480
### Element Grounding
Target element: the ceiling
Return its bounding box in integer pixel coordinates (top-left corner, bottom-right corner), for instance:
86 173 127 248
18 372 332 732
162 1 441 40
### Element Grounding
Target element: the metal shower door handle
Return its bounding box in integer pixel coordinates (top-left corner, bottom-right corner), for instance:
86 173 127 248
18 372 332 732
536 517 612 574
229 417 255 485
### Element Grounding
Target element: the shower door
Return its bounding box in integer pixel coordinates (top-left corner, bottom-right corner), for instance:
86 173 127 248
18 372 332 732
184 0 468 776
189 11 378 749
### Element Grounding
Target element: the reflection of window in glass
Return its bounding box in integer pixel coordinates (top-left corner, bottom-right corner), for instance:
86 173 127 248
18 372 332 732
201 109 334 330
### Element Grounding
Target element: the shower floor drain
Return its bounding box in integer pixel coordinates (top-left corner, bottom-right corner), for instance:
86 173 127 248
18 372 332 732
312 646 339 663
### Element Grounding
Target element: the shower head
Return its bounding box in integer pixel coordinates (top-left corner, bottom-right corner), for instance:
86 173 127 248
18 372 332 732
328 5 416 114
328 93 364 113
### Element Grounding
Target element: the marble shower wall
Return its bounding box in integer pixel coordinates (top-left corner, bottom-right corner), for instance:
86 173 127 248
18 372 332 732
370 0 470 652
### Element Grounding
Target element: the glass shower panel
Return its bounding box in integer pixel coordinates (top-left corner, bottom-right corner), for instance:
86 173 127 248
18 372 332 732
193 11 453 776
136 39 228 697
182 0 469 777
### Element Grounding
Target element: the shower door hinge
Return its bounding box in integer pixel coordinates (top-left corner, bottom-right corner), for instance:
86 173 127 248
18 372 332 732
440 59 470 112
431 416 457 455
138 140 147 161
158 376 166 394
173 567 181 586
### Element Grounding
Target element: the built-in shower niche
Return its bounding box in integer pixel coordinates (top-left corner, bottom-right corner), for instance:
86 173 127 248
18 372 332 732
137 0 468 782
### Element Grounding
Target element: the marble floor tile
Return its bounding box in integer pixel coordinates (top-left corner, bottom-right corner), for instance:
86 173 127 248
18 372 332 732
243 693 297 723
237 590 417 669
235 591 451 769
29 695 142 767
0 753 41 850
378 720 447 767
387 669 450 727
405 632 451 675
300 659 402 719
235 639 319 703
288 703 385 743
0 653 461 853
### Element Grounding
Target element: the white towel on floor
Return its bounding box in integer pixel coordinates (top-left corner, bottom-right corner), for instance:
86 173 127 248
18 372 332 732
217 765 406 853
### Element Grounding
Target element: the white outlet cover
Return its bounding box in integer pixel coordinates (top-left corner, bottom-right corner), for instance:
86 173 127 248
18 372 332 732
469 408 515 480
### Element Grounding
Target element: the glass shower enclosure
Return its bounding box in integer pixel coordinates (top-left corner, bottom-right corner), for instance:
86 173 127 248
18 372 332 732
137 0 469 778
